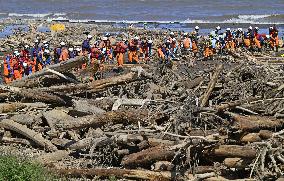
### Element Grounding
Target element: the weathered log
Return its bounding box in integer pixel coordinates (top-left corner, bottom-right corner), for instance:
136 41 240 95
215 97 260 112
240 133 262 143
184 77 204 89
0 119 57 151
232 115 284 131
206 145 257 159
54 167 172 180
56 109 148 130
0 136 35 146
37 150 70 165
10 114 40 126
200 64 224 107
43 109 75 128
46 68 79 84
37 72 139 94
0 102 26 113
121 145 176 167
153 161 174 171
223 158 251 168
66 136 111 150
0 85 66 105
112 98 150 110
10 56 88 87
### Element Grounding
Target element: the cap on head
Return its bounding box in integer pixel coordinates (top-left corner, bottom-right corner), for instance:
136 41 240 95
134 36 139 40
195 26 199 30
68 47 74 52
60 42 65 46
216 26 221 30
87 34 92 39
44 49 50 54
226 28 231 31
249 26 253 30
148 39 153 44
170 32 174 35
24 45 29 49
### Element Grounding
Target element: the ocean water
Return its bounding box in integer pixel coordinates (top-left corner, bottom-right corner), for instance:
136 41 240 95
0 0 283 24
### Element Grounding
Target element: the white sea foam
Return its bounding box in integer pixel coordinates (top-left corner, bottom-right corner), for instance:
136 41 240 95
8 13 50 18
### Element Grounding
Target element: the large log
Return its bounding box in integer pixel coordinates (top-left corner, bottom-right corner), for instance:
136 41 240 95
121 145 176 168
200 64 223 107
56 109 148 130
205 145 257 159
38 72 139 94
232 115 284 131
54 167 172 180
223 157 251 168
10 56 88 87
0 102 26 113
37 150 70 165
0 119 57 151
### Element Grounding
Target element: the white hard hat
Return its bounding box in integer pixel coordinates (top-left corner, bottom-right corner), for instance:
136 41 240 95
44 49 50 54
68 47 74 52
172 38 176 42
183 32 188 36
226 28 231 31
34 39 39 43
42 40 48 44
195 26 199 30
23 62 28 67
166 39 170 43
216 26 221 30
148 39 153 44
134 36 139 40
170 32 174 35
102 37 108 41
237 28 242 31
269 26 273 29
249 26 253 30
44 43 49 48
24 45 29 49
266 35 270 39
60 42 65 46
255 27 259 30
76 47 81 52
87 34 92 39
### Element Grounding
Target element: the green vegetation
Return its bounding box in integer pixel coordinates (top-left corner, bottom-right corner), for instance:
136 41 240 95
0 155 57 181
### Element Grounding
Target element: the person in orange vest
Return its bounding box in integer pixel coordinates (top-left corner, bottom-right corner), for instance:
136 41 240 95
128 37 139 64
3 54 13 84
59 42 69 62
244 26 253 49
225 28 235 52
139 38 149 63
203 40 213 60
157 44 165 62
114 39 127 71
11 51 23 80
182 33 191 53
270 26 279 52
253 27 262 52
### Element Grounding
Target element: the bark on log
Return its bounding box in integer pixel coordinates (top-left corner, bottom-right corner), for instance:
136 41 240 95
38 72 139 94
200 64 224 107
121 145 176 168
232 115 284 131
240 133 262 143
112 98 150 111
215 97 260 112
0 119 57 151
66 136 111 150
37 150 70 165
54 167 172 180
223 157 251 168
206 145 257 158
184 77 204 89
10 56 88 87
56 109 148 130
0 103 26 113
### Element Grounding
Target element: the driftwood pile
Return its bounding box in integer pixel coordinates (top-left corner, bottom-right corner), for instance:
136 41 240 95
0 53 284 181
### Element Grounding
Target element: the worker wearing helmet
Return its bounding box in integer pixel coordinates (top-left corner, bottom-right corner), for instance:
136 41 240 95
59 42 69 62
128 37 139 64
3 54 13 83
269 26 279 52
225 28 235 51
11 51 23 80
244 27 252 49
82 34 92 55
253 27 262 52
